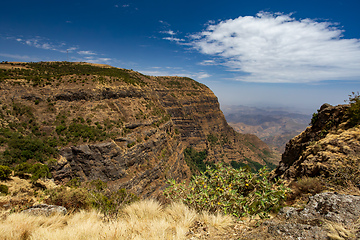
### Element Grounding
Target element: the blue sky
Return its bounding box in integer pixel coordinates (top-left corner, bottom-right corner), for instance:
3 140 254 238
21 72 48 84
1 0 360 114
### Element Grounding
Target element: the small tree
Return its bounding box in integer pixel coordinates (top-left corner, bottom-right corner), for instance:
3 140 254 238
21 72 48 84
347 92 360 126
0 165 12 180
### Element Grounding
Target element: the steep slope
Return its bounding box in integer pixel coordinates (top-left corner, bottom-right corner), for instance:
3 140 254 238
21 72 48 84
0 61 274 196
273 103 360 187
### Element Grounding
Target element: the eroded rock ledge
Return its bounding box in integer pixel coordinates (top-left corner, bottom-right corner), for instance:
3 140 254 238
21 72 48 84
241 192 360 240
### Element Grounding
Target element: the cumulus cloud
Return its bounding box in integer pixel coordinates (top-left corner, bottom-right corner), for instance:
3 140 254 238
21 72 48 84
186 12 360 83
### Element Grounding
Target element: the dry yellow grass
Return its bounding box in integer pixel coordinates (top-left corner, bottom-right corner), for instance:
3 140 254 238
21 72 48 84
0 199 234 240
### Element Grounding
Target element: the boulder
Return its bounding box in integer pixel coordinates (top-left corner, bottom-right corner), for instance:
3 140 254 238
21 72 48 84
269 192 360 239
21 204 67 216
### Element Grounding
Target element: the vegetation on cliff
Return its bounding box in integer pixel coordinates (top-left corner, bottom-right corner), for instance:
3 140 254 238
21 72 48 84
165 163 288 218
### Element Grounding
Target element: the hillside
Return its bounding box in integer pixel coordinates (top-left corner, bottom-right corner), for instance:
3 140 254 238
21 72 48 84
273 102 360 189
2 63 360 239
0 61 275 197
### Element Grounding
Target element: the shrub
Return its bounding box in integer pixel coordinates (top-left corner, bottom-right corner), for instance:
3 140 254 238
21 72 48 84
14 162 52 182
90 186 139 219
310 111 319 126
46 179 139 217
347 92 360 126
45 186 92 211
207 133 218 145
0 184 9 194
1 134 58 165
29 163 52 182
183 147 209 174
288 177 324 202
164 163 289 218
0 165 11 180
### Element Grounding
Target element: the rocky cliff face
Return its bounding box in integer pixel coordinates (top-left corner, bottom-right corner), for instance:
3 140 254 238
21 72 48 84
273 103 360 186
0 62 274 196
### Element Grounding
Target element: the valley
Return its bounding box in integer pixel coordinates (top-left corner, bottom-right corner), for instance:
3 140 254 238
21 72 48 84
223 105 311 156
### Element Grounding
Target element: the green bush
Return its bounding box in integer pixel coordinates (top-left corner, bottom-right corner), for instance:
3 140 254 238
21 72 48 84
207 133 218 145
1 132 58 165
14 162 51 182
90 183 139 219
46 179 139 217
45 186 92 211
29 163 52 182
183 147 209 174
0 184 8 194
164 163 289 218
0 165 11 180
347 92 360 126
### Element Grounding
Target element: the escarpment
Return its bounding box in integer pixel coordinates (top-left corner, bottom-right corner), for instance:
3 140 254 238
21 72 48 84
0 61 275 196
273 103 360 184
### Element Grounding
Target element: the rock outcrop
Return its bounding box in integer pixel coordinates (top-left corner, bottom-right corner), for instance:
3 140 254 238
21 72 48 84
240 192 360 239
273 103 360 182
21 204 67 216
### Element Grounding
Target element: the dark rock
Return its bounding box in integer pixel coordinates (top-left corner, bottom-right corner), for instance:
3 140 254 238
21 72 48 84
277 206 300 220
258 192 360 239
21 204 67 216
299 192 360 224
278 192 360 225
267 222 328 240
21 94 42 101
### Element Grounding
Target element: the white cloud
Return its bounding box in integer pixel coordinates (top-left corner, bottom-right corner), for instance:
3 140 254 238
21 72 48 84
195 72 211 79
160 30 176 35
199 60 217 66
159 20 170 27
67 47 78 52
162 37 185 43
139 67 211 80
77 50 97 55
186 12 360 83
9 36 79 54
70 56 112 64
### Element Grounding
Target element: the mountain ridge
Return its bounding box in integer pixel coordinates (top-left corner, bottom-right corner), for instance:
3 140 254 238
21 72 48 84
0 61 276 196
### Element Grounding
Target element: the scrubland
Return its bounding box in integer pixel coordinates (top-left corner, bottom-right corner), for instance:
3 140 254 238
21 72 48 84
0 199 234 240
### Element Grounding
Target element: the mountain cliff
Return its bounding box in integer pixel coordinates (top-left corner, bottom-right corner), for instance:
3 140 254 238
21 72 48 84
0 61 275 197
273 102 360 189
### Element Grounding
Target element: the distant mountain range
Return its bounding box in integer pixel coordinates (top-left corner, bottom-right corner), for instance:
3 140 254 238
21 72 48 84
222 105 311 155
